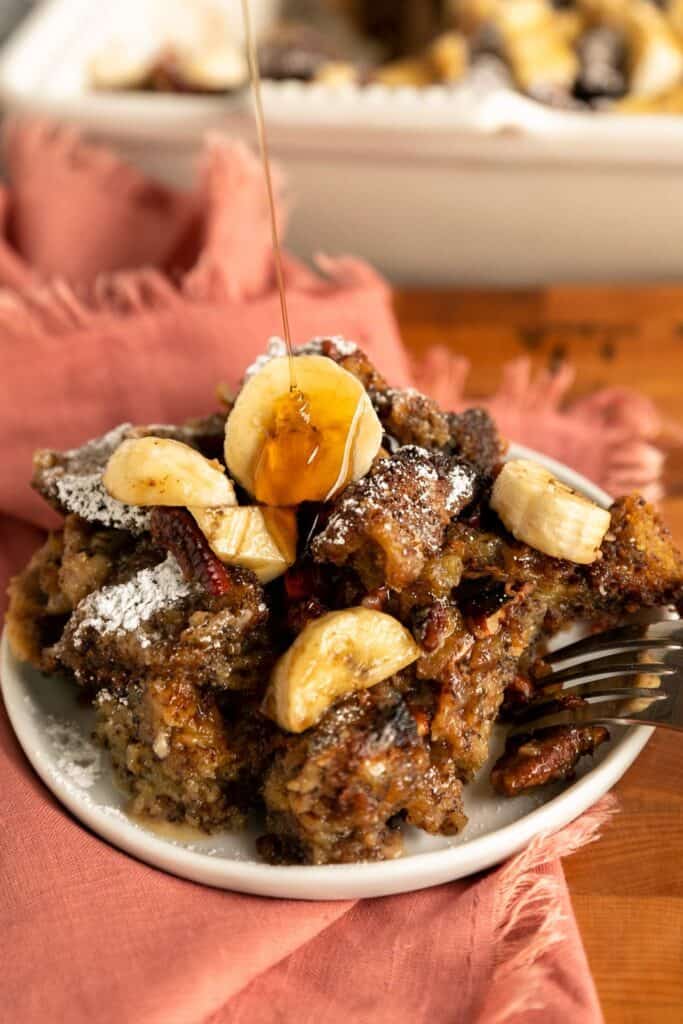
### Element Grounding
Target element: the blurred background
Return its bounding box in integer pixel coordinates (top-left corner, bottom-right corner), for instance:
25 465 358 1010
3 0 683 284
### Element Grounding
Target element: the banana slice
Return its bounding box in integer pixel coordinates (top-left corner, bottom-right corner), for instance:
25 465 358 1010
457 0 498 34
671 0 683 42
174 43 248 92
629 9 683 97
496 1 579 93
458 1 578 92
190 506 297 583
314 61 359 86
89 40 156 91
104 437 236 508
429 32 468 84
373 57 437 87
491 459 611 564
225 355 383 505
579 0 683 97
264 608 420 733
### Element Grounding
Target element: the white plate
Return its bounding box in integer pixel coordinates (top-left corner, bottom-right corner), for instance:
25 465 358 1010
1 446 652 899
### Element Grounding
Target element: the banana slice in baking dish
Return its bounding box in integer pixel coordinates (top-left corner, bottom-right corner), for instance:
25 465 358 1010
496 0 580 94
579 0 683 97
491 459 611 565
264 608 420 733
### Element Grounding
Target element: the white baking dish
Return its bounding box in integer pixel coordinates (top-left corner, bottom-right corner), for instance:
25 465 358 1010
3 0 683 286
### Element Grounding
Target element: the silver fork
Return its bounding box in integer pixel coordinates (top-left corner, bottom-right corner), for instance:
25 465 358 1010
509 618 683 733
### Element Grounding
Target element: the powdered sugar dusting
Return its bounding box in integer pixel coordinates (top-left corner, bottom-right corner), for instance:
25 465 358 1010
96 688 129 709
314 445 475 557
37 423 151 534
60 423 132 462
44 715 102 789
301 336 358 358
53 473 151 533
71 555 193 648
243 335 359 382
446 462 477 512
243 336 287 380
383 386 421 400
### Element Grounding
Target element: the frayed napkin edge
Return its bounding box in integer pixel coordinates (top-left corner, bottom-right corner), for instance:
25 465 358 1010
479 793 618 1024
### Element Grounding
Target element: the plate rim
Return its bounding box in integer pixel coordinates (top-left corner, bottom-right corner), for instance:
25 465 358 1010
1 444 654 899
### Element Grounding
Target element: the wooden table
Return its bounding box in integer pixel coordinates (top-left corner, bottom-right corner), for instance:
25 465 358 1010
395 286 683 1024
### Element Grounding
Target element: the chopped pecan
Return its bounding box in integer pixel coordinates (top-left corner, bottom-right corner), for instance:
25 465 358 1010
150 507 232 596
361 586 390 612
284 563 323 602
501 674 536 715
411 598 459 653
491 724 610 796
286 597 328 635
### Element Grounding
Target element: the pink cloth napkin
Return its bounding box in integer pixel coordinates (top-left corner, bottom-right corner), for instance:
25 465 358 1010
414 348 666 504
0 122 629 1024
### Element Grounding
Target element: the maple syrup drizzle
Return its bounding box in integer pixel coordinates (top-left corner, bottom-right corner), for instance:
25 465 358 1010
241 0 359 506
241 0 294 382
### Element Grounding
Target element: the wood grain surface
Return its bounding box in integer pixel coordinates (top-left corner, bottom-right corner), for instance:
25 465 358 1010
395 286 683 1024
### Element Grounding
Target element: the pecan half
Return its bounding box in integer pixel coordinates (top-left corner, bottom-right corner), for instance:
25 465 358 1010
150 507 232 596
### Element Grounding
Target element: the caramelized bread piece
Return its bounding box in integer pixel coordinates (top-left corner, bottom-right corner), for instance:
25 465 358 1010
589 494 683 611
6 515 160 669
33 424 151 534
299 337 388 392
371 386 505 481
96 675 248 831
259 682 465 865
372 387 452 450
55 556 272 693
389 496 683 785
11 516 271 694
6 533 70 668
312 446 477 590
448 408 507 481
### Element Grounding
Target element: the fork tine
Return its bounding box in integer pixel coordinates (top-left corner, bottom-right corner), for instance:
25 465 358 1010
508 692 679 735
513 686 669 725
539 658 678 690
539 677 665 700
544 620 683 667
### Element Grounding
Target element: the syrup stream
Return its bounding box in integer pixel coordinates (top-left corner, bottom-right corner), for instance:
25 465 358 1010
241 1 359 507
240 0 295 387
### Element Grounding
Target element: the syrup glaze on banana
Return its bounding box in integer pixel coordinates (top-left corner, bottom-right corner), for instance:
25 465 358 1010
224 355 383 506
